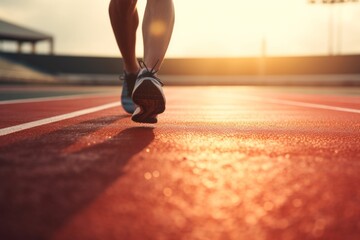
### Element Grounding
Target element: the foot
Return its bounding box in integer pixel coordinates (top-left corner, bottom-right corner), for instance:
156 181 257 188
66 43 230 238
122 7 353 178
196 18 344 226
121 72 137 114
131 64 166 124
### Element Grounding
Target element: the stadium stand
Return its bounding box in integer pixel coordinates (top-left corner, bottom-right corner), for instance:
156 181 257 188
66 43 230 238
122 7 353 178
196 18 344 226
0 56 56 84
0 18 56 84
1 52 360 86
0 18 53 54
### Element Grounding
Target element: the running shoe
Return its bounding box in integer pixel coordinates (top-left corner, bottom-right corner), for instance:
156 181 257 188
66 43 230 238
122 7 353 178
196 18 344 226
120 72 137 114
131 61 165 123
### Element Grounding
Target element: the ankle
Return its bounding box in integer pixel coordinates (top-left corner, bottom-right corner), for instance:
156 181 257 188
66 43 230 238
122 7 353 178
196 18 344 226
124 64 140 75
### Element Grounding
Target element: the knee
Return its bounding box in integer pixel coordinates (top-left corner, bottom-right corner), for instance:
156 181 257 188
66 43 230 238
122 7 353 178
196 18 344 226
109 0 137 15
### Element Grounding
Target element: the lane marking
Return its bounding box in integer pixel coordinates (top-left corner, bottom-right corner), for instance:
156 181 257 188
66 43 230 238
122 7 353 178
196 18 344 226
0 102 121 136
0 93 118 105
243 96 360 114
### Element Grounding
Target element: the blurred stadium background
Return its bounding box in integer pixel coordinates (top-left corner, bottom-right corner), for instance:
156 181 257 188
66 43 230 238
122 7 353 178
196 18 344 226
0 0 359 86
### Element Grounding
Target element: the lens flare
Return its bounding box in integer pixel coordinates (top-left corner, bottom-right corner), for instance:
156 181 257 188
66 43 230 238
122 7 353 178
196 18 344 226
150 20 166 37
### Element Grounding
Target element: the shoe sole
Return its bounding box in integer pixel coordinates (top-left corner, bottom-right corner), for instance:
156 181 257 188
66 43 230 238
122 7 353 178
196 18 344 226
131 80 165 123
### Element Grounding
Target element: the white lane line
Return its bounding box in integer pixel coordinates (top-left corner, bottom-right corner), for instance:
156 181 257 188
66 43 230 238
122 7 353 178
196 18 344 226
0 93 117 105
243 96 360 114
0 102 121 136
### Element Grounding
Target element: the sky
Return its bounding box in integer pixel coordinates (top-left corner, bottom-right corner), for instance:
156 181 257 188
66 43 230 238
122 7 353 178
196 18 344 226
0 0 360 57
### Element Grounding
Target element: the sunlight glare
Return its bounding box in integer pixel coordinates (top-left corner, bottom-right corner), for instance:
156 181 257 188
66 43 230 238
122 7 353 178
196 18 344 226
142 0 338 57
150 20 166 37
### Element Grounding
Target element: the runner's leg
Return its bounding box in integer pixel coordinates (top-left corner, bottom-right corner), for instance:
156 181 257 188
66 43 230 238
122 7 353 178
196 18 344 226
142 0 175 70
109 0 140 74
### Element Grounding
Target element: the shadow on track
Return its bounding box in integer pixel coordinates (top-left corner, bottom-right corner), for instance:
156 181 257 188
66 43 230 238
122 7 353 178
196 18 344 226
0 115 154 240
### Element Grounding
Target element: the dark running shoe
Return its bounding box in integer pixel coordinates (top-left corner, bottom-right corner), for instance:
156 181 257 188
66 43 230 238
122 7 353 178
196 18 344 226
121 72 137 114
131 61 165 124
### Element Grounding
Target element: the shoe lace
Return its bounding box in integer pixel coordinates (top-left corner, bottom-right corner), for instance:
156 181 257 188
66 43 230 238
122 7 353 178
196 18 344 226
138 60 164 86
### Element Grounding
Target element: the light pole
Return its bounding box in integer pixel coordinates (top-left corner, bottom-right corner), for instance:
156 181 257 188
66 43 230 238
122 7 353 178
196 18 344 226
308 0 359 55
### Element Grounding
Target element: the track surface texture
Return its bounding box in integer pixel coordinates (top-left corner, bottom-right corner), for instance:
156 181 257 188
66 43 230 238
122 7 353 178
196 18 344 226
0 85 360 240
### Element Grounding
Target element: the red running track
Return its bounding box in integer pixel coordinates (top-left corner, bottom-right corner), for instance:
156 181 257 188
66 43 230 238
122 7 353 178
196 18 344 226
0 86 360 240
